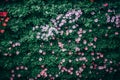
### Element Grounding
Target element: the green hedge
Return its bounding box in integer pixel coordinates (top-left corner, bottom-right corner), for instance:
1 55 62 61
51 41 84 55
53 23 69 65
0 0 120 80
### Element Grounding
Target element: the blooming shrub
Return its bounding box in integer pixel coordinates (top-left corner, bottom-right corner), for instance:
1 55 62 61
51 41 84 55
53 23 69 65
0 0 120 80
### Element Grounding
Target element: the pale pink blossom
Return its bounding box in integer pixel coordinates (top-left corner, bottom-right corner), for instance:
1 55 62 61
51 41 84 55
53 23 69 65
75 38 81 43
115 32 119 35
83 40 87 44
16 67 19 70
37 74 41 77
91 52 94 56
12 74 15 77
58 42 64 48
10 77 13 80
84 47 88 50
94 37 97 42
103 3 108 7
40 68 48 77
98 66 104 70
20 66 24 69
75 47 80 51
16 51 20 55
17 74 21 78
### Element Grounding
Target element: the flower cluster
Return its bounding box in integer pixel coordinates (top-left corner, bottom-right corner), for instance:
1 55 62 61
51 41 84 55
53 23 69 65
3 41 21 56
6 5 120 80
115 14 120 28
33 9 82 41
10 66 28 80
0 12 10 34
51 9 82 27
106 11 120 28
23 8 120 80
33 25 58 41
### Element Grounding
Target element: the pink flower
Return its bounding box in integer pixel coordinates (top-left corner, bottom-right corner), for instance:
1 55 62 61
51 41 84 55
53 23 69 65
103 3 108 7
82 64 86 69
58 42 64 48
90 66 93 69
96 56 100 59
76 72 79 76
17 74 21 78
70 67 73 70
84 47 88 50
12 74 15 77
91 52 94 56
42 52 46 55
68 51 72 55
93 64 97 69
16 67 19 70
16 51 20 55
115 32 119 35
66 30 69 35
105 33 108 37
100 54 104 58
68 70 71 73
75 47 80 51
37 74 41 77
110 61 112 64
98 66 104 70
75 38 80 43
40 69 47 77
20 66 24 69
108 9 112 12
83 40 87 44
10 77 13 80
12 44 15 47
94 37 97 42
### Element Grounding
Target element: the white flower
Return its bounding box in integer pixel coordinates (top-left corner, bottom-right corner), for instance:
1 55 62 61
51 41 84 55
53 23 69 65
39 49 43 53
32 27 35 31
37 32 40 35
69 29 73 33
79 67 83 72
16 51 20 55
79 34 82 37
56 14 63 20
91 12 95 15
94 19 98 22
61 48 66 52
9 41 13 44
72 25 76 29
35 26 39 29
62 59 65 62
36 35 40 39
82 30 86 33
83 40 87 44
39 58 42 61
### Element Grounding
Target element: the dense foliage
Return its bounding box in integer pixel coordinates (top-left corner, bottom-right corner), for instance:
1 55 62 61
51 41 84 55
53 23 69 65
0 0 120 80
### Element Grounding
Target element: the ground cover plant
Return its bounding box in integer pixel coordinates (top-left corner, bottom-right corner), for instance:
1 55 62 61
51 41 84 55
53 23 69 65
0 0 120 80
